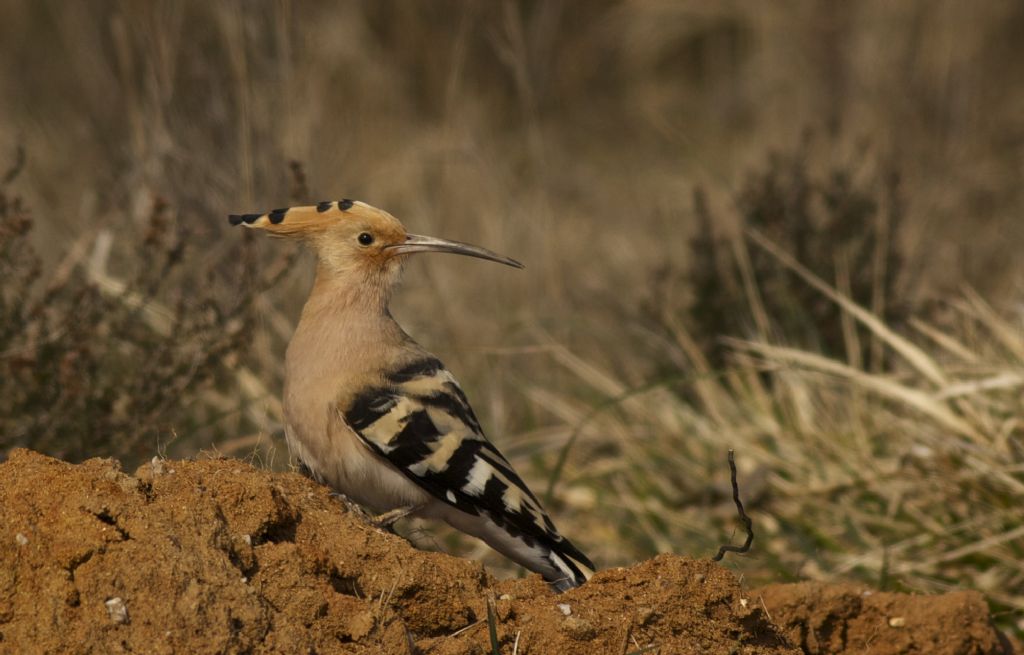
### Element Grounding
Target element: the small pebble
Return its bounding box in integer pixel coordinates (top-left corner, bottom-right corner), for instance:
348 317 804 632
15 533 28 546
150 457 165 475
499 594 513 601
888 617 905 628
105 597 129 624
557 603 572 616
739 598 749 609
636 607 655 625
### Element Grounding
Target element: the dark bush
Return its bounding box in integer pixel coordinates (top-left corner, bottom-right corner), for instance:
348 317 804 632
0 154 286 465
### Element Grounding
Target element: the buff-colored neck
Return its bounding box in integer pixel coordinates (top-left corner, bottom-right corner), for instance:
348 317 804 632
302 262 394 318
285 262 407 388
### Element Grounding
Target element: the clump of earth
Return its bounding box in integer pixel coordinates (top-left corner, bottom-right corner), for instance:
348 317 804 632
0 449 1016 654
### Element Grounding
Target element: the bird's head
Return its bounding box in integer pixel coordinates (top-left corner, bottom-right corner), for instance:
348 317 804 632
229 199 522 289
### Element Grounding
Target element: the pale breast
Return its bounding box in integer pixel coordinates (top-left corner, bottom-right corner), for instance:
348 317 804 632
281 278 434 511
283 332 430 512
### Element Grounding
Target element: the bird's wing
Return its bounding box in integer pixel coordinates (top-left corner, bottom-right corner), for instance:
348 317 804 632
339 355 594 588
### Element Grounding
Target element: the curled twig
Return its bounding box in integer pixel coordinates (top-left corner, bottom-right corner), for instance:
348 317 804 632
712 449 754 561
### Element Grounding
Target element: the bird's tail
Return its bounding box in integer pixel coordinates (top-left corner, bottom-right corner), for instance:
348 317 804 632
439 505 595 592
543 534 596 592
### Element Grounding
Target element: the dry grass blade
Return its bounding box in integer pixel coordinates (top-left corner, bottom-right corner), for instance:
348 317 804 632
745 227 947 386
730 339 983 441
541 375 684 504
935 372 1024 400
486 596 501 655
447 619 484 639
909 318 980 364
538 331 627 398
893 524 1024 576
403 625 417 655
960 286 1024 363
619 622 634 655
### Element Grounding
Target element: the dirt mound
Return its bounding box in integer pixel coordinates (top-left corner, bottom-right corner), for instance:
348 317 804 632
760 582 1015 655
0 450 1014 654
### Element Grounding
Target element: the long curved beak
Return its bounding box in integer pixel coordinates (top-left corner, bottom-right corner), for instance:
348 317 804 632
387 234 524 269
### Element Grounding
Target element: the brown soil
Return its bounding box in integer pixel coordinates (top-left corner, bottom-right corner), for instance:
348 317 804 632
0 449 1015 655
759 582 1016 655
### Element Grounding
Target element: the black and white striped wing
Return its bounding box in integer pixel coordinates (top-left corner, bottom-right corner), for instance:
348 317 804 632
341 356 594 587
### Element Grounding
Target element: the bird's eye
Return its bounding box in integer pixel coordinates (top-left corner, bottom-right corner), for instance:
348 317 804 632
357 232 374 246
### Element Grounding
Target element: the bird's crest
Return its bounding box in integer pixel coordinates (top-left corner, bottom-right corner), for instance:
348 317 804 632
228 200 399 238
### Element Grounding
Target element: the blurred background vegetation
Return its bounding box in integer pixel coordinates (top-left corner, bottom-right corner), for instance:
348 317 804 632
2 0 1022 633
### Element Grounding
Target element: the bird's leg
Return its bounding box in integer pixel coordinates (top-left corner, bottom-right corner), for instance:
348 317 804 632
329 492 372 521
329 493 425 531
370 504 427 529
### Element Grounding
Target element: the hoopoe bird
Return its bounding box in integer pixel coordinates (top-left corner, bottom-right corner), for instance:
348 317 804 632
229 199 595 591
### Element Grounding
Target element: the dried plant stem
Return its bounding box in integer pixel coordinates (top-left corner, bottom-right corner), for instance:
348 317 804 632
712 450 754 562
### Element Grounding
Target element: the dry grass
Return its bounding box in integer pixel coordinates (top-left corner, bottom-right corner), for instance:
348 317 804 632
536 233 1024 618
1 0 1022 633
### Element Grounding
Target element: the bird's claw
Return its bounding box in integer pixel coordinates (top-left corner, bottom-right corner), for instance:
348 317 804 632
370 504 425 530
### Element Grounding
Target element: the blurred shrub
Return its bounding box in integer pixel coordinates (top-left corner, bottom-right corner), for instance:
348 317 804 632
0 155 283 465
649 138 911 369
539 144 1024 628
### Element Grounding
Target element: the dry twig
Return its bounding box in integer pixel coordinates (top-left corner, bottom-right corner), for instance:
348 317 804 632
712 450 754 562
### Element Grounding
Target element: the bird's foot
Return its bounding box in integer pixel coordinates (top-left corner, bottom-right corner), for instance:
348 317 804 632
328 494 424 532
329 492 372 520
370 504 427 529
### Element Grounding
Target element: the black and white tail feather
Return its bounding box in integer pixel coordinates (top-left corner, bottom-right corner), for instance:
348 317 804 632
342 356 595 591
